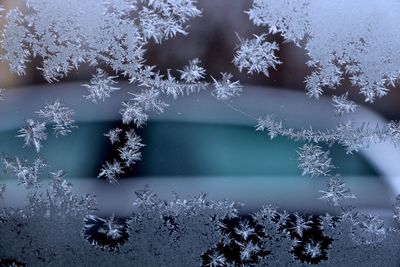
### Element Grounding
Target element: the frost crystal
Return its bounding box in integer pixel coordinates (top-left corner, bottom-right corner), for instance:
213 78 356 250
233 34 281 77
3 157 47 189
1 0 200 83
291 214 312 237
83 69 120 103
104 128 123 145
98 160 124 184
332 93 358 116
351 213 387 245
178 58 206 83
119 129 144 167
234 220 255 241
212 72 242 100
247 0 400 102
239 241 261 261
304 241 322 258
17 119 47 152
129 89 168 113
120 101 149 127
37 99 77 136
98 216 124 240
319 176 356 207
297 144 333 177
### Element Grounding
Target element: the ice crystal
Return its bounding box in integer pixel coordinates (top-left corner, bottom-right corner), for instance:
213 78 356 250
178 58 206 83
239 241 261 261
211 72 242 100
85 214 129 251
2 156 47 189
37 99 77 137
304 241 322 259
83 69 120 103
319 176 356 207
17 119 47 153
120 100 149 127
118 129 144 167
247 0 400 102
234 220 256 241
256 116 400 154
129 89 169 113
233 34 281 77
1 0 200 83
98 160 124 184
104 128 123 145
297 144 333 177
332 93 358 116
351 213 387 245
291 214 312 237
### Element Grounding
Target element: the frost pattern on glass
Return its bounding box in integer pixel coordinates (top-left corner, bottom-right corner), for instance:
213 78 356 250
247 0 400 103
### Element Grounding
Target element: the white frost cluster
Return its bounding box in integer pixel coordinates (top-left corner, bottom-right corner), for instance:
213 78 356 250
83 69 120 103
233 34 281 77
17 119 47 153
99 129 144 183
98 160 124 184
104 128 123 145
119 129 144 167
319 176 356 207
332 93 358 116
248 0 400 102
212 72 242 100
297 144 333 177
37 99 77 136
3 156 47 189
178 58 206 83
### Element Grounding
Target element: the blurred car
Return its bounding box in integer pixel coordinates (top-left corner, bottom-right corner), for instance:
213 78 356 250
0 83 397 218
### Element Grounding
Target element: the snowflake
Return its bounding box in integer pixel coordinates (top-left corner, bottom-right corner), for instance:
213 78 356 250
119 129 144 167
17 119 47 152
212 72 242 100
120 100 149 127
297 144 333 177
255 115 283 140
207 252 226 267
104 128 123 145
178 58 206 83
319 176 356 207
304 241 322 259
234 220 255 241
332 93 358 116
97 215 125 240
37 99 77 136
83 214 128 251
291 213 312 237
2 156 47 189
98 160 124 184
129 89 169 113
233 34 281 77
83 69 120 103
238 241 261 261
